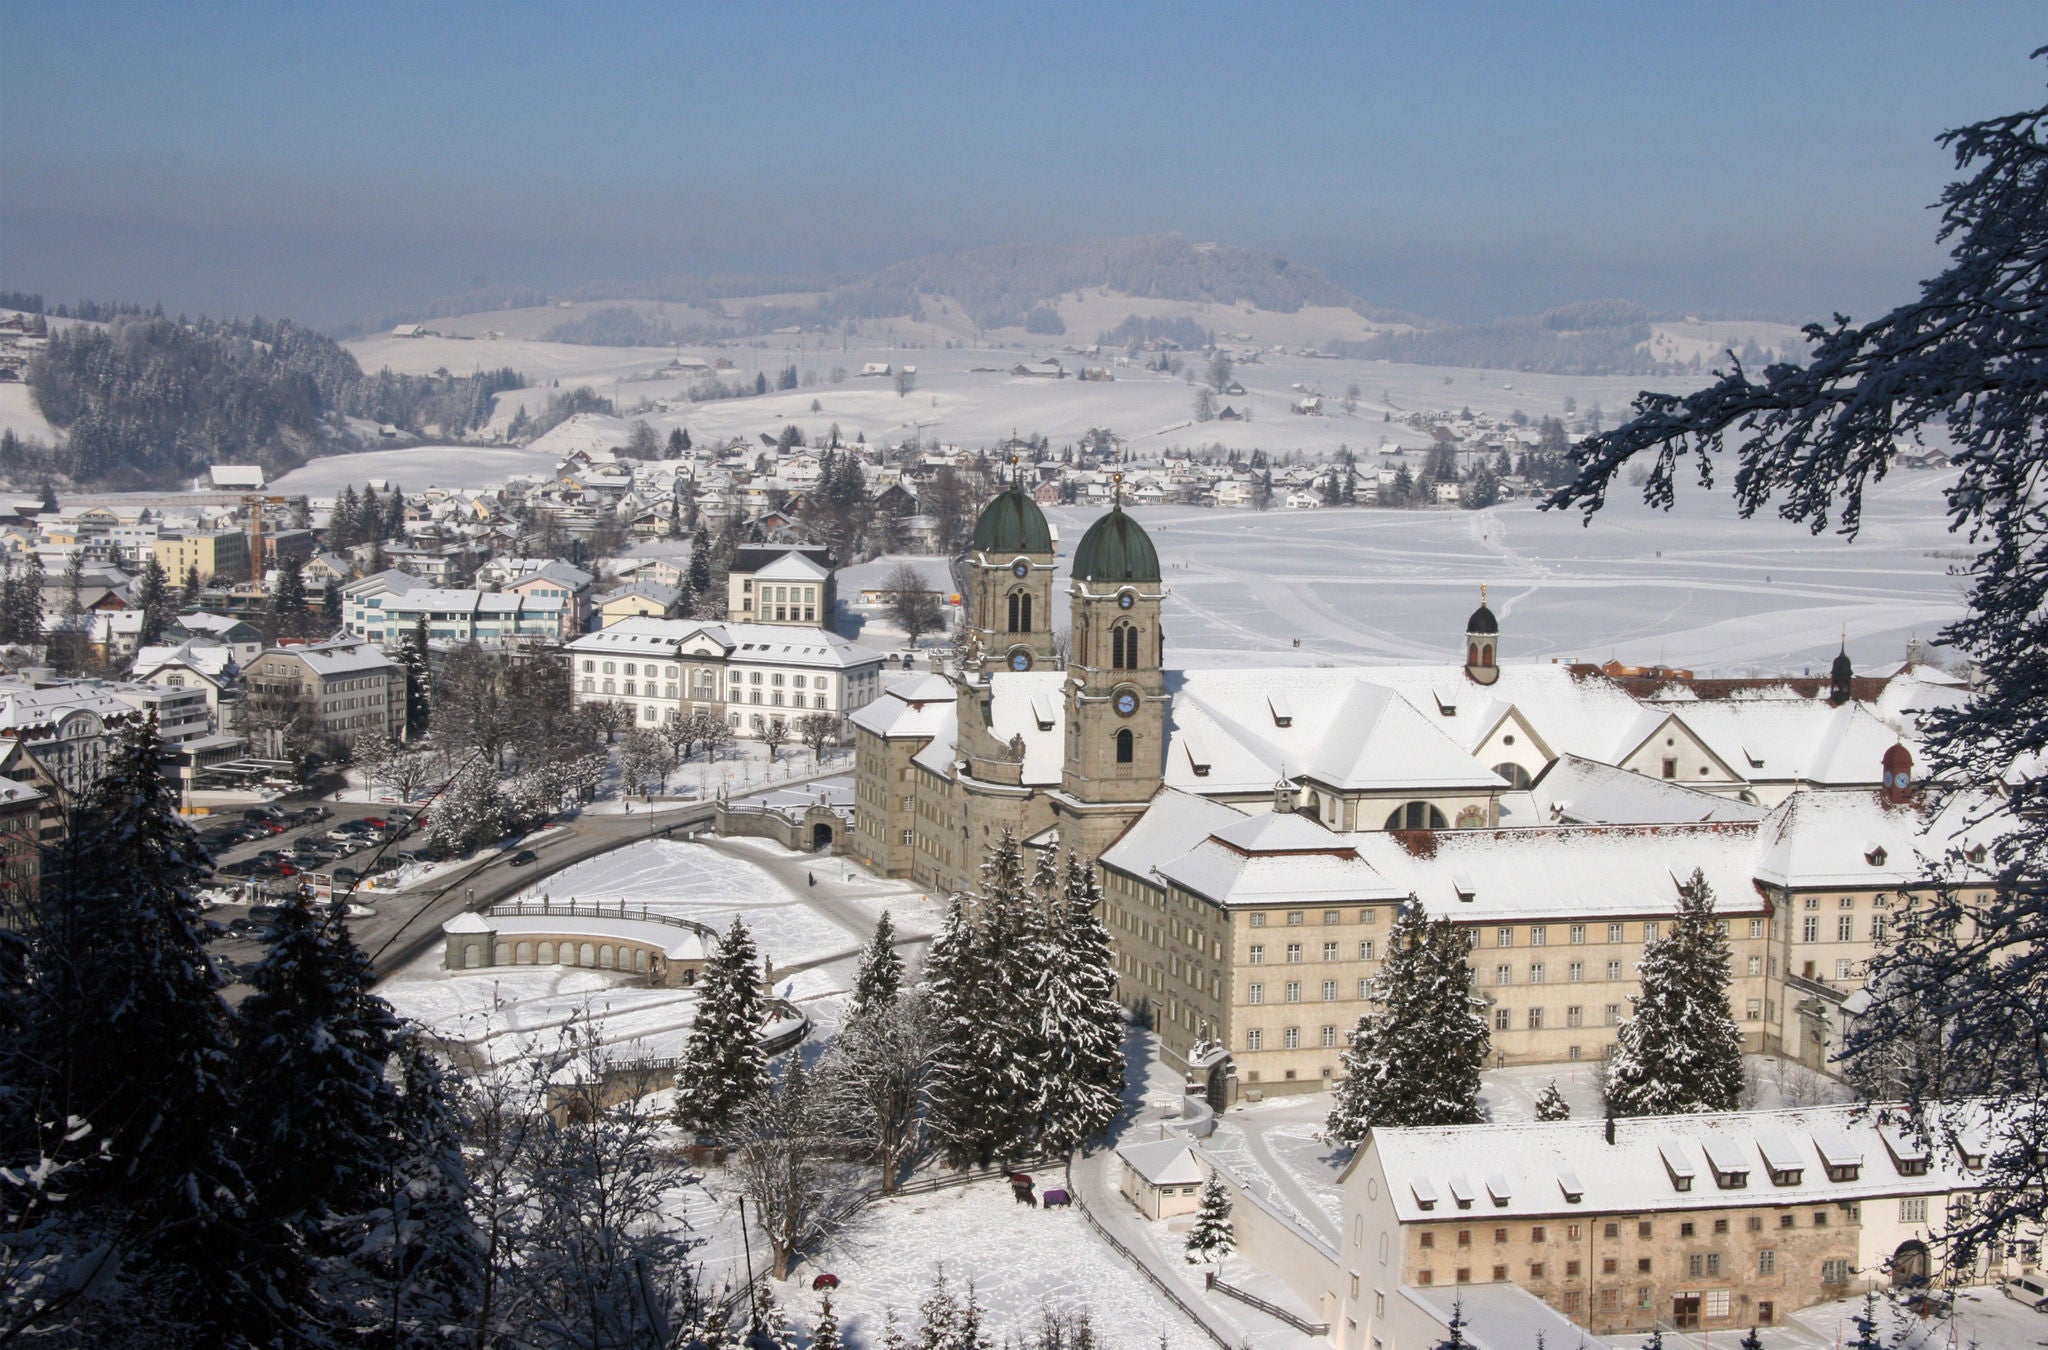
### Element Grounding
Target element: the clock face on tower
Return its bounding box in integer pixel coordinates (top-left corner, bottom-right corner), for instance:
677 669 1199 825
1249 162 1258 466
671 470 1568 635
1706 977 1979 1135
1113 689 1139 717
1012 560 1030 579
1117 590 1135 609
1009 651 1032 672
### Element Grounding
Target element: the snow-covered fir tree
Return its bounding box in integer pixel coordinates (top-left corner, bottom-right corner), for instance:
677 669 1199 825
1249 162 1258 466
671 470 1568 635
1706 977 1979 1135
400 614 432 736
1183 1175 1235 1264
926 835 1039 1166
9 716 270 1341
810 1293 842 1350
743 1282 800 1350
1032 853 1125 1152
1604 869 1745 1118
1534 1080 1572 1121
1433 1299 1471 1349
848 909 903 1024
1326 902 1490 1143
674 916 770 1137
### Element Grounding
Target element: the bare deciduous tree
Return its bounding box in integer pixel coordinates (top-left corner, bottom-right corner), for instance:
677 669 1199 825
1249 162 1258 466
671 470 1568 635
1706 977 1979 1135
794 712 840 768
884 563 943 649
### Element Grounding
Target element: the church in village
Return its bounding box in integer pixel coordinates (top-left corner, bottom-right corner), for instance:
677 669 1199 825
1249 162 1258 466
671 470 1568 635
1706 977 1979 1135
848 483 1989 1102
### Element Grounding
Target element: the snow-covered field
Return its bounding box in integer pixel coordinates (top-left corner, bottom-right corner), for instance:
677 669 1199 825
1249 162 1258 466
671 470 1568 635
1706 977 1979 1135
268 443 567 495
1041 471 1963 679
0 383 59 445
812 1182 1215 1350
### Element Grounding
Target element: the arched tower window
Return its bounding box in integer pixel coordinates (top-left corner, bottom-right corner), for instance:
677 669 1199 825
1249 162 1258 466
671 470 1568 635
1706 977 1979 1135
1007 590 1032 634
1467 642 1480 665
1492 762 1534 790
1482 643 1493 665
1112 622 1137 670
1115 729 1134 763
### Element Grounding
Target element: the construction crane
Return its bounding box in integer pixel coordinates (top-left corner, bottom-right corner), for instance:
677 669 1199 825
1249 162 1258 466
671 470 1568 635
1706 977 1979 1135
241 494 290 583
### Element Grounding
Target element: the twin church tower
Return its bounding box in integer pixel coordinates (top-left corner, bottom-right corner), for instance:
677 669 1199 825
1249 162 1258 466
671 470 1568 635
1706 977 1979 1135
955 478 1168 868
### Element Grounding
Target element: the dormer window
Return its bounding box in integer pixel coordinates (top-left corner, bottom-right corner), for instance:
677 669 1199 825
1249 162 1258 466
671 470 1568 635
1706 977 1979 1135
1966 844 1988 865
1866 846 1888 866
1825 1162 1860 1182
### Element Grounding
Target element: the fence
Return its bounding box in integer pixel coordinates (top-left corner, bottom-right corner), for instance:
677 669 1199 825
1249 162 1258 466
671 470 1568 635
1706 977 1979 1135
490 897 719 940
1205 1270 1330 1336
1068 1176 1235 1350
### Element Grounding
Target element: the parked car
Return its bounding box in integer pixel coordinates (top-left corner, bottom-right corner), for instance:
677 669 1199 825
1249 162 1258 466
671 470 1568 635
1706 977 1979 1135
2006 1273 2048 1310
509 849 538 866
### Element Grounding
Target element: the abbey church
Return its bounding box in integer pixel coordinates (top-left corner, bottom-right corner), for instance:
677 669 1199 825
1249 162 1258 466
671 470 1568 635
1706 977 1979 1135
849 484 1990 1102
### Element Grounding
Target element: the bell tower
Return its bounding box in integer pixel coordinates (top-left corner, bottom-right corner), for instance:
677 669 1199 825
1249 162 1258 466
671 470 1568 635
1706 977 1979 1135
1054 481 1167 864
963 467 1057 674
1464 586 1499 685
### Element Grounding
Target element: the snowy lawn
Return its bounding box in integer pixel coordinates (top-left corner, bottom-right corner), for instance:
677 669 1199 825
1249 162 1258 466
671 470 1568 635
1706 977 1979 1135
506 838 853 967
806 1181 1215 1350
381 955 701 1065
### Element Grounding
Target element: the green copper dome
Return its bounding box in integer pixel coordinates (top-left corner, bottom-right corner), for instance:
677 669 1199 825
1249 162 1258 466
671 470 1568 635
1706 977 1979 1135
970 485 1052 555
1072 506 1161 584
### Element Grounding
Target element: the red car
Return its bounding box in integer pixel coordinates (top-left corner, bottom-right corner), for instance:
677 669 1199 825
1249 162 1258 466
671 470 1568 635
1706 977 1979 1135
363 817 388 829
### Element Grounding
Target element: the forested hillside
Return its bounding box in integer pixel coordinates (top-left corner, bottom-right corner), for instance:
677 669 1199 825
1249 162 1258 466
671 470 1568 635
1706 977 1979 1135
19 313 521 486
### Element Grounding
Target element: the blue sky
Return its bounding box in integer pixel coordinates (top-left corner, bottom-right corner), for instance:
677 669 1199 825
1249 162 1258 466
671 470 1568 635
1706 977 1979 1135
1 1 2040 326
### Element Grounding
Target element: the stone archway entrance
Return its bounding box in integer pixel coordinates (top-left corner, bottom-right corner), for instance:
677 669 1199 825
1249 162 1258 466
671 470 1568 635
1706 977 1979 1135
1892 1239 1931 1288
812 822 834 851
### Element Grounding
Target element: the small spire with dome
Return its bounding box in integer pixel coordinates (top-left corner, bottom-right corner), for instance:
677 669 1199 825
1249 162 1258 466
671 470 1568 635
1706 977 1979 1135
1464 585 1499 685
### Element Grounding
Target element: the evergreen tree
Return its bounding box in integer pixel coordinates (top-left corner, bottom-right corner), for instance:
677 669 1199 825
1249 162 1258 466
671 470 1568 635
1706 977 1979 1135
1737 1329 1764 1350
673 917 770 1138
399 614 432 737
134 554 172 646
1534 1080 1572 1121
384 486 406 540
234 894 405 1238
1434 1299 1471 1349
269 554 312 640
810 1293 842 1350
15 716 273 1341
848 910 903 1026
1183 1176 1235 1264
927 835 1041 1165
1604 870 1745 1118
335 484 360 550
1326 903 1490 1143
181 561 202 607
689 524 714 597
1032 854 1124 1152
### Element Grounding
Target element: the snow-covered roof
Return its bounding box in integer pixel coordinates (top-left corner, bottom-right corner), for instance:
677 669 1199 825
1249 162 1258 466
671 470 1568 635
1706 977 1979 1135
1116 1139 1204 1187
1360 1102 2002 1225
850 676 957 739
1400 1283 1614 1350
566 618 880 671
1350 823 1765 921
749 551 829 582
132 641 237 683
984 670 1067 785
1156 810 1409 909
1166 670 1504 796
1750 788 1999 890
0 679 134 731
1531 753 1768 827
1100 789 1248 881
270 638 397 678
1677 699 1897 786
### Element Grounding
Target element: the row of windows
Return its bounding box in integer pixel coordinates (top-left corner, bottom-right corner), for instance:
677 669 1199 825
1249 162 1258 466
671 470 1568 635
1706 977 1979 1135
1248 979 1354 1003
1248 908 1381 927
1247 941 1371 964
583 679 831 709
1801 915 1881 942
1492 955 1765 985
581 659 826 690
1491 918 1765 947
1241 1026 1340 1051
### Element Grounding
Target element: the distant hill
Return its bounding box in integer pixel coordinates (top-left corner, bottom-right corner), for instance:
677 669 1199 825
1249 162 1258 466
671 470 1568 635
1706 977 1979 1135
867 232 1372 329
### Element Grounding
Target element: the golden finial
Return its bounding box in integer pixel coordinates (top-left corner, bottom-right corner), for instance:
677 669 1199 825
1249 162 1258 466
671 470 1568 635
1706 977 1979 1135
1481 583 1487 606
1112 470 1125 509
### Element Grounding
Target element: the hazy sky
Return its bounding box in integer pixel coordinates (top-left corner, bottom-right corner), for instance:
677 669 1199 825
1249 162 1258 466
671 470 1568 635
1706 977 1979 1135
2 1 2040 328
